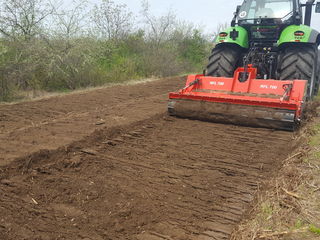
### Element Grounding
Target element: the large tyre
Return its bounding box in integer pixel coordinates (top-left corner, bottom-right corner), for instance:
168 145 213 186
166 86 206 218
206 44 242 77
278 45 318 99
315 50 320 96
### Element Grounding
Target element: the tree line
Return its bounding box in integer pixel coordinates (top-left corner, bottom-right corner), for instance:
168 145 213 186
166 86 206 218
0 0 212 101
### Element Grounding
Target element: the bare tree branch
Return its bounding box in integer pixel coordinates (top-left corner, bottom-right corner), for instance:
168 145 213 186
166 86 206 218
92 0 134 42
140 0 177 49
0 0 53 40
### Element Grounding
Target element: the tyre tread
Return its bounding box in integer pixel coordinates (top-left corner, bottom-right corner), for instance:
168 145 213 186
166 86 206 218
206 45 242 77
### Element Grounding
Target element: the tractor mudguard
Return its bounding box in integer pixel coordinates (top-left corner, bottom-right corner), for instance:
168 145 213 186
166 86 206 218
278 25 320 46
215 26 249 48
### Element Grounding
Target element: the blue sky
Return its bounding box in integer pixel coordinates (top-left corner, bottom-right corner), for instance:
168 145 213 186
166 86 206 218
83 0 320 34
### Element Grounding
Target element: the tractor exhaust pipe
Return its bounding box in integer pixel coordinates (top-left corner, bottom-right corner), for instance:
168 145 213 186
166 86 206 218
304 0 315 26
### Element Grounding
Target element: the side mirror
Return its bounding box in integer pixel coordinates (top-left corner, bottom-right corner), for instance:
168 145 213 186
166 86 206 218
236 5 242 13
316 2 320 13
231 5 242 27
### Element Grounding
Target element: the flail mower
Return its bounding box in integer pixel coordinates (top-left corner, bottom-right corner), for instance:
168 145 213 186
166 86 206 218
169 0 320 130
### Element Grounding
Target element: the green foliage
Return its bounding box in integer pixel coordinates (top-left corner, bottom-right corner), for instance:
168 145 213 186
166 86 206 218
0 0 211 102
309 225 320 235
0 41 17 101
261 202 274 217
294 219 304 229
0 33 210 102
177 30 209 69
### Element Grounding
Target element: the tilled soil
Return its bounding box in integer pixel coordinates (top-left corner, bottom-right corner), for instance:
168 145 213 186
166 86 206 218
0 77 294 240
0 77 184 166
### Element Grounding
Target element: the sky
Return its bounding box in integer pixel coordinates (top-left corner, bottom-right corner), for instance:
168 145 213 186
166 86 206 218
121 0 242 33
75 0 320 35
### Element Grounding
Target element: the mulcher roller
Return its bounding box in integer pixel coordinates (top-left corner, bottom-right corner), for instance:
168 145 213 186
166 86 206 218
168 100 297 131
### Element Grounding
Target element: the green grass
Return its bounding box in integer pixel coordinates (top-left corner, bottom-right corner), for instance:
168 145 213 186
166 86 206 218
294 219 304 229
258 202 275 223
310 136 320 146
309 225 320 235
309 123 320 146
261 203 273 215
313 151 320 159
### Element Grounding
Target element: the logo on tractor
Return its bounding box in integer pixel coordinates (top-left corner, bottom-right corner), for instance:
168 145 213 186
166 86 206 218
239 11 247 18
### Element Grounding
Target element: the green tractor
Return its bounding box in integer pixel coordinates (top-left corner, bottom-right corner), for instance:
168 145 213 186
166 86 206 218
207 0 320 99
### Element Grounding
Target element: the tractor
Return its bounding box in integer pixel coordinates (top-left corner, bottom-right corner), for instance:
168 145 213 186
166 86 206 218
207 0 320 99
168 0 320 130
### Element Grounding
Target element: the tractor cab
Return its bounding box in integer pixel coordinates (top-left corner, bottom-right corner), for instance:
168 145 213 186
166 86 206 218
238 0 297 24
232 0 320 46
237 0 299 45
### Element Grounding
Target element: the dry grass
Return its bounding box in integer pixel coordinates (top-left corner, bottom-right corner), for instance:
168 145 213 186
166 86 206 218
231 108 320 240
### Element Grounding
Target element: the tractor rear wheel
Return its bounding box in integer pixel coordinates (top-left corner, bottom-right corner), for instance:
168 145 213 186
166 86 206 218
315 50 320 96
278 45 318 99
206 44 242 77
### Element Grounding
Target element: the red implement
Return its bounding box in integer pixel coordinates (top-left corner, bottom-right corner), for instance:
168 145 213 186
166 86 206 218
168 66 307 130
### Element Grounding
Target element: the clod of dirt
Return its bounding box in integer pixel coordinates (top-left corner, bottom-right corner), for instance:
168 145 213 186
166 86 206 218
63 156 83 168
0 179 13 186
103 140 117 146
81 149 98 156
51 204 83 218
95 120 106 126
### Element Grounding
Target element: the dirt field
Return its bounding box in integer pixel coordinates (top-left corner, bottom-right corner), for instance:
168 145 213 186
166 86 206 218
0 77 295 240
0 77 184 167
